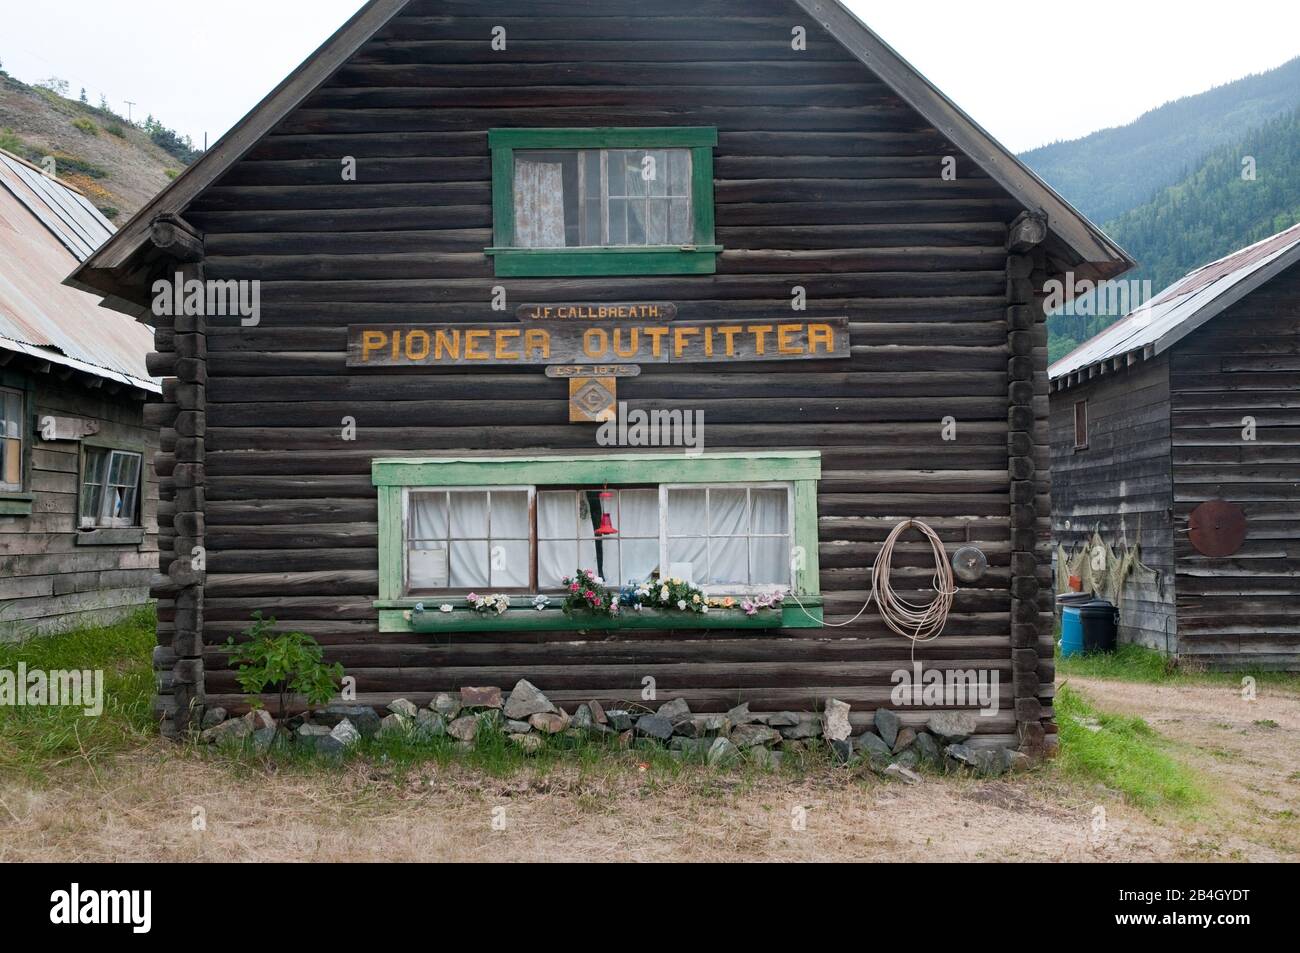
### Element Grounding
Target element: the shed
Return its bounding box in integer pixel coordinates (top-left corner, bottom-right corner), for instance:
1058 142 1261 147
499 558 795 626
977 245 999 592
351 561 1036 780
67 0 1131 742
1049 222 1300 670
0 149 160 639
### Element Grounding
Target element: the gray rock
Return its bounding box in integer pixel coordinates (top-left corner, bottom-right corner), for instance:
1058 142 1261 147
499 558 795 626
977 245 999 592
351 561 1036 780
529 711 569 735
830 738 856 763
706 736 740 766
927 711 979 744
606 709 634 732
447 715 479 742
588 699 607 725
323 718 361 753
874 708 902 748
730 723 782 749
726 702 760 725
913 731 941 766
503 679 556 720
244 709 276 732
294 724 332 752
749 746 783 770
509 732 542 753
892 726 917 754
460 686 503 710
657 697 692 725
634 714 673 741
693 714 730 737
314 704 381 737
892 747 920 770
432 693 461 720
504 718 533 734
855 731 893 768
945 743 1005 776
388 698 419 719
763 711 801 727
1004 748 1034 773
201 717 251 745
252 726 280 753
570 704 594 730
414 710 447 738
379 713 410 737
822 698 852 742
884 764 923 785
779 715 822 740
669 736 709 756
200 707 227 730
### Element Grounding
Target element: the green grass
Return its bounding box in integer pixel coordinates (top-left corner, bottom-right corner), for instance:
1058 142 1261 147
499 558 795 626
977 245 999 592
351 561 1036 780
1054 684 1205 811
71 117 97 136
1057 642 1300 693
0 607 157 780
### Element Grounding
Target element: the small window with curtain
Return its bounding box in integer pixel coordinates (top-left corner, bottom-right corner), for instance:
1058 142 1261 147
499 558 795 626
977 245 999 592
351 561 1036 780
1074 400 1089 451
79 447 143 528
0 387 23 492
487 127 720 277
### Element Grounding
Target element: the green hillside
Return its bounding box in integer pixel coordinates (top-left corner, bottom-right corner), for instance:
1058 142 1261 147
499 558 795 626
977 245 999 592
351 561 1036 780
1022 56 1300 226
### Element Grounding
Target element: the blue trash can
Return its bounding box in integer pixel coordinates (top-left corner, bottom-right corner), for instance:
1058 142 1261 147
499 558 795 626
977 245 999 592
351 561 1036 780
1060 599 1118 657
1061 604 1086 657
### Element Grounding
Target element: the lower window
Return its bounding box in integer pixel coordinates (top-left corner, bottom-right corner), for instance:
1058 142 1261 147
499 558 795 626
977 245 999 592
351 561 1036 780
1 386 24 492
80 447 143 528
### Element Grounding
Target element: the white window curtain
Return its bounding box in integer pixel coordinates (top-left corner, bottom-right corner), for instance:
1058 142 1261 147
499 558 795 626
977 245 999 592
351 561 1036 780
513 159 566 248
666 486 790 588
537 489 659 589
409 489 530 591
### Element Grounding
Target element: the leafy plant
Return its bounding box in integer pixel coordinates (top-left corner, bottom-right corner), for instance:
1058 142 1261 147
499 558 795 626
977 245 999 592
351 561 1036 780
561 569 617 616
224 613 343 729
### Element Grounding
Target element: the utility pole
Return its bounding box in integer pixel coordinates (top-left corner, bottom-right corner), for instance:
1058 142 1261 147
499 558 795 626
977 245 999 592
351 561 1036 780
124 100 136 123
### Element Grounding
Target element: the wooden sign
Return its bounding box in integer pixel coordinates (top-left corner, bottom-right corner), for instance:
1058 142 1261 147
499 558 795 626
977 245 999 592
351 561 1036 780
568 377 618 423
516 302 677 321
347 318 849 368
545 364 641 378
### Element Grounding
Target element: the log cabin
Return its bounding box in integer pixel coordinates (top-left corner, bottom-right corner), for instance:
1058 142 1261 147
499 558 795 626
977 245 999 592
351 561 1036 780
1049 223 1300 671
66 0 1132 744
0 149 159 639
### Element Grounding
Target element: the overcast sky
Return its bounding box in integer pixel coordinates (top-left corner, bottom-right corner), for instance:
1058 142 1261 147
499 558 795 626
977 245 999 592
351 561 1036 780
1 0 1296 154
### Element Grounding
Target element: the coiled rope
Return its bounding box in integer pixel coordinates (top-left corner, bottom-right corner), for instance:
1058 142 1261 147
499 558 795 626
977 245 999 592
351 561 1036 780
790 518 958 646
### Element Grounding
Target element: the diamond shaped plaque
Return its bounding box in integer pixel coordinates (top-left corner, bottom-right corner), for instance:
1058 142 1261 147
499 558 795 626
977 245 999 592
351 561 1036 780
569 376 617 423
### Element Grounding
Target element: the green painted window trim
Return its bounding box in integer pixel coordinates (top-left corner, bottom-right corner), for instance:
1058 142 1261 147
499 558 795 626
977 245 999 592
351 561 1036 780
372 452 822 631
377 602 822 635
0 497 34 517
487 127 720 277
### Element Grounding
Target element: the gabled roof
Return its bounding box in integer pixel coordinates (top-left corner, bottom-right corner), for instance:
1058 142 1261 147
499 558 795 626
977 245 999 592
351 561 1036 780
67 0 1132 305
1049 221 1300 390
0 150 158 393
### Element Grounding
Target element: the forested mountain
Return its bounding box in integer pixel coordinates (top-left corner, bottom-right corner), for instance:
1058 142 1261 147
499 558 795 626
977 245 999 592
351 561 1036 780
1022 56 1300 226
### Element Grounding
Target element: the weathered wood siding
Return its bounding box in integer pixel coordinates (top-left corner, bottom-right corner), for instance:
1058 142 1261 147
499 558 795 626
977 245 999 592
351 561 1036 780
0 375 158 640
1048 356 1177 652
1169 262 1300 670
168 0 1055 741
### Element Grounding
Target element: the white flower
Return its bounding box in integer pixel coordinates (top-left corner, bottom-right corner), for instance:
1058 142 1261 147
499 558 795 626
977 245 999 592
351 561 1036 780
677 599 687 610
702 605 710 613
439 604 453 614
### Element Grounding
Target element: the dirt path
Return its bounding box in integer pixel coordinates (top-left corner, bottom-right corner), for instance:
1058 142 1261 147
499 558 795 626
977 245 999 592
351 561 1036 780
1066 676 1300 861
1 678 1295 862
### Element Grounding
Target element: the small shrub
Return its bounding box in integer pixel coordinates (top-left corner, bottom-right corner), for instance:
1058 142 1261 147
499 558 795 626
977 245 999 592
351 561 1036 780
96 206 119 220
71 117 97 136
164 169 179 180
105 123 126 138
225 613 343 730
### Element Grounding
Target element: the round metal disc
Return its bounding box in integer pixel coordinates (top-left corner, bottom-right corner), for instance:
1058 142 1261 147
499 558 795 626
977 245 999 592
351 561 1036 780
1188 499 1246 557
951 546 987 583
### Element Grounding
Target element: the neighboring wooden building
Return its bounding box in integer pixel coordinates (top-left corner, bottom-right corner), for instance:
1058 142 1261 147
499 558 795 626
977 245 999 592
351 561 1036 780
68 0 1131 742
1050 223 1300 670
0 149 160 639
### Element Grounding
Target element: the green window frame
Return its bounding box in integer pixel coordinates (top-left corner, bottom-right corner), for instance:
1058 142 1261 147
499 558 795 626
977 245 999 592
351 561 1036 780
0 376 34 517
486 127 721 277
373 452 822 632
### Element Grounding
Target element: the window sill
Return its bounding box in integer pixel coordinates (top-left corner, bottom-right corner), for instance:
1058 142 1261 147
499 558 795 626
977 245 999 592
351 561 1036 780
76 527 145 546
0 495 33 517
377 600 822 633
485 245 722 278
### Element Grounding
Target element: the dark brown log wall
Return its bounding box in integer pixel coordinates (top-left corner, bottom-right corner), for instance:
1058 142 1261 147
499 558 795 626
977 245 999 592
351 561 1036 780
170 0 1054 742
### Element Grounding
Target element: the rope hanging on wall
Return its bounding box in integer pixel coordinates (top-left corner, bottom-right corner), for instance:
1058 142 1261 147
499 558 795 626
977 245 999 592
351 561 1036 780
791 518 958 644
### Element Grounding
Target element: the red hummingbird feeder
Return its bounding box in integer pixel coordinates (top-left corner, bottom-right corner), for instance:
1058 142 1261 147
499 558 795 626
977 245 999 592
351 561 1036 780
594 488 618 536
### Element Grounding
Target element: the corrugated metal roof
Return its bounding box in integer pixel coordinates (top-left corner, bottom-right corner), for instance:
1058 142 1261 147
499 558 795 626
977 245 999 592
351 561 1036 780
1049 221 1300 387
0 150 158 392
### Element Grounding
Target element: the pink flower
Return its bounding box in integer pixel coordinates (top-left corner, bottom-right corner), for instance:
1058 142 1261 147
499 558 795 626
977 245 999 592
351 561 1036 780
467 592 478 601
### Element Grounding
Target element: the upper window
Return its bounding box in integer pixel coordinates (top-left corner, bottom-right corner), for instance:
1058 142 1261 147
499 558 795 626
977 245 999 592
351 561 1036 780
487 128 719 277
0 386 23 492
80 447 143 528
1073 400 1089 451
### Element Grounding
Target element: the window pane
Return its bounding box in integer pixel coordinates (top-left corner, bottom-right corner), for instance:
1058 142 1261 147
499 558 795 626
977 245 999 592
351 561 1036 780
80 482 102 523
709 537 748 586
1 440 17 487
581 149 602 245
667 488 706 536
539 540 578 588
118 484 140 524
618 489 658 537
751 488 789 534
449 540 490 588
491 539 529 587
751 537 789 586
625 200 645 245
647 199 668 245
668 150 690 195
618 151 646 197
117 453 142 487
709 489 748 536
410 492 448 539
592 538 619 587
409 542 449 590
669 198 692 243
621 538 660 584
513 157 568 248
607 198 628 245
667 537 707 585
1 392 19 437
646 150 669 197
538 490 577 539
491 490 530 538
449 491 488 538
